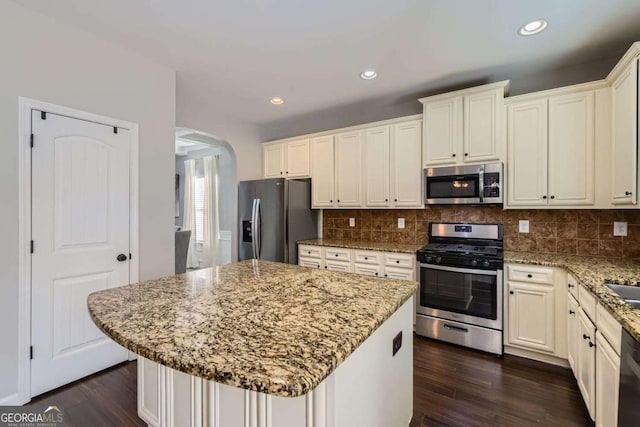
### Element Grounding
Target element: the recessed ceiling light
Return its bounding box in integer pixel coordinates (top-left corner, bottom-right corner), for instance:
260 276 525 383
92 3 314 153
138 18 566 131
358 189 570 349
518 20 548 36
360 70 378 80
269 97 284 105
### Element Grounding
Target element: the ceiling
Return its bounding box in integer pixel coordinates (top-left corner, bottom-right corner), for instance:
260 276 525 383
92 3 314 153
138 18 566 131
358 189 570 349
15 0 640 140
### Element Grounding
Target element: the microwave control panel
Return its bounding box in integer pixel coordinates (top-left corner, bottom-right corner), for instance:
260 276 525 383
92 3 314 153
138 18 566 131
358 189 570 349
483 173 501 198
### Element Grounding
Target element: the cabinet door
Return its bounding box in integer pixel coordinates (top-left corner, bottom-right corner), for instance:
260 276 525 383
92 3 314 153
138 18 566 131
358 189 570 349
263 143 284 178
391 120 423 207
463 90 500 163
577 307 596 421
507 281 555 353
286 139 310 178
567 294 579 377
507 99 549 206
364 126 390 207
423 97 461 166
310 135 335 208
354 263 383 277
335 131 364 207
548 91 595 205
384 266 414 281
595 332 620 427
611 58 638 205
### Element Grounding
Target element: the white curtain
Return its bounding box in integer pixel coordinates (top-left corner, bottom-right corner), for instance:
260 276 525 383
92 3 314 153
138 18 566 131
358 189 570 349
183 159 199 269
202 155 221 268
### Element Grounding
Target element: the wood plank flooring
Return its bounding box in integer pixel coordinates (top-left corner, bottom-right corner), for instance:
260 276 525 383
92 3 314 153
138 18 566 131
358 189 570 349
27 336 593 426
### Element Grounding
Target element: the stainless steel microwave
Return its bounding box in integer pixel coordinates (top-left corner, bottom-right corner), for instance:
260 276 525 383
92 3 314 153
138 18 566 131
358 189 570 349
424 163 503 205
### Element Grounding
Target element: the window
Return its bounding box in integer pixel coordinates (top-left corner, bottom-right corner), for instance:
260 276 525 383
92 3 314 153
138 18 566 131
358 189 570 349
194 177 205 242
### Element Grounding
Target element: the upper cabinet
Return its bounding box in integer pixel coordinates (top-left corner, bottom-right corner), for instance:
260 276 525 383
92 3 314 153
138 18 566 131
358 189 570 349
310 135 335 208
610 57 639 206
335 131 364 207
419 81 508 167
262 139 310 179
507 89 596 207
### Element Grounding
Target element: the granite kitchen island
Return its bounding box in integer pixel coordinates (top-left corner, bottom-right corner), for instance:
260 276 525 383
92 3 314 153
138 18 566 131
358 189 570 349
88 260 417 427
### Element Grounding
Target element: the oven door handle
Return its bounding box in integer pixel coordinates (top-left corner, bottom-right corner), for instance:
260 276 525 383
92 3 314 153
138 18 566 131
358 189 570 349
419 263 498 276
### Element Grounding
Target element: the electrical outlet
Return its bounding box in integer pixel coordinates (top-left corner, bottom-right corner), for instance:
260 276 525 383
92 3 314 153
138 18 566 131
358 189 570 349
392 331 403 356
398 218 405 229
349 218 355 227
519 220 530 233
613 221 628 237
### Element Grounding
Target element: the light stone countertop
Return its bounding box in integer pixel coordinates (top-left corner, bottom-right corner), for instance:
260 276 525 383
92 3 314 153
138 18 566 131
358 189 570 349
505 251 640 342
298 238 423 254
87 260 418 397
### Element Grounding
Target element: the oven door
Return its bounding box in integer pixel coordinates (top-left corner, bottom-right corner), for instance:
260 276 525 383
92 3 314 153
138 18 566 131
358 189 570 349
425 173 481 205
417 263 503 330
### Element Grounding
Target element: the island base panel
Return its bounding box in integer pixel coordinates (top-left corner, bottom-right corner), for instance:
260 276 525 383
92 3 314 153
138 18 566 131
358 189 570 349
138 297 413 427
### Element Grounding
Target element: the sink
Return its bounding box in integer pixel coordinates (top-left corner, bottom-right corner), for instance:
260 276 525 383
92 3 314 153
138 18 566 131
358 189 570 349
606 284 640 309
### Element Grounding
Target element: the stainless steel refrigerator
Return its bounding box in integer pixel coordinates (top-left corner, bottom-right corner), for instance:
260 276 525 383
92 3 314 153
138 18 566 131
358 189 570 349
238 178 318 264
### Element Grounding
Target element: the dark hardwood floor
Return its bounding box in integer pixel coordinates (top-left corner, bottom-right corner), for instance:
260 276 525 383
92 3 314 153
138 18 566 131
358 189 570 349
27 336 593 427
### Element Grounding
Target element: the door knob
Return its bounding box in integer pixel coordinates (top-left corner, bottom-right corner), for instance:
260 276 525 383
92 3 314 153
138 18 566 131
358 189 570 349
117 254 128 262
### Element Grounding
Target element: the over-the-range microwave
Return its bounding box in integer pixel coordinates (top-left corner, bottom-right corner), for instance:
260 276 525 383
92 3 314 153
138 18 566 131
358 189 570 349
424 162 503 205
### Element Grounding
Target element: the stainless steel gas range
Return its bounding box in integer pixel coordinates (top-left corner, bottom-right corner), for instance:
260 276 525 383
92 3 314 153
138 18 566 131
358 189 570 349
415 222 504 355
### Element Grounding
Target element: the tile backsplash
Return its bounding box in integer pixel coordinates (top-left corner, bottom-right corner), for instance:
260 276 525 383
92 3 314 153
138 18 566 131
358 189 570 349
322 207 640 259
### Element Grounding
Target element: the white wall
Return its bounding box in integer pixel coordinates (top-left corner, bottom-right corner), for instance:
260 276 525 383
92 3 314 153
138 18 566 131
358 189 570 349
0 1 176 402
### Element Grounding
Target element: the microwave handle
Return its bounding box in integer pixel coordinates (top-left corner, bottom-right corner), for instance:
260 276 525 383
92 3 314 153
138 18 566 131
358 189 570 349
478 168 484 203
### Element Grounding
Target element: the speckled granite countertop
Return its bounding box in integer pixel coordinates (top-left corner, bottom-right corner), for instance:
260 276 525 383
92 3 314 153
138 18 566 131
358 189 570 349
298 238 423 254
87 260 417 397
505 251 640 341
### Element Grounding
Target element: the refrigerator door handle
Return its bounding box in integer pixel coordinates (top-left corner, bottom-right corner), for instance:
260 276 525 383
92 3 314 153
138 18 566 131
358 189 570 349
256 198 262 258
251 198 258 259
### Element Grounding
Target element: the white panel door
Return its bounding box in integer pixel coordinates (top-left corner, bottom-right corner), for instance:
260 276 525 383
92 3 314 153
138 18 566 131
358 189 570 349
567 294 579 377
463 90 500 163
263 143 284 178
364 126 390 207
611 59 638 205
507 99 549 206
595 332 620 427
548 91 595 205
310 135 335 208
285 139 310 178
31 111 130 396
335 131 363 207
577 307 596 421
391 120 423 207
423 97 461 166
507 281 555 353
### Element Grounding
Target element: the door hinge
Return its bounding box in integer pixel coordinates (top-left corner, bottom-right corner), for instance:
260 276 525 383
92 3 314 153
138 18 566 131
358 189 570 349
30 240 34 254
30 133 34 148
40 111 46 120
113 127 118 134
30 346 33 360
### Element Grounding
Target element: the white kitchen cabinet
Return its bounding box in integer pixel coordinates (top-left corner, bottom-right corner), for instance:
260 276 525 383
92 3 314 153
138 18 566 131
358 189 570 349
299 257 322 269
324 259 351 273
567 294 579 375
610 58 639 206
391 120 423 207
507 281 556 353
384 266 414 281
263 143 285 178
577 307 596 421
595 331 620 427
335 131 364 207
507 90 596 208
507 99 548 206
364 126 391 207
353 263 384 277
420 81 507 167
286 139 311 178
310 135 335 208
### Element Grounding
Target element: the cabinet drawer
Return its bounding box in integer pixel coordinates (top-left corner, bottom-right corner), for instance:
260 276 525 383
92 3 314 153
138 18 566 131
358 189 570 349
567 273 578 299
384 266 415 281
353 250 383 265
385 253 414 269
325 248 351 262
299 245 322 259
596 303 622 355
354 264 383 277
299 257 322 269
507 264 554 285
324 260 352 273
579 284 597 322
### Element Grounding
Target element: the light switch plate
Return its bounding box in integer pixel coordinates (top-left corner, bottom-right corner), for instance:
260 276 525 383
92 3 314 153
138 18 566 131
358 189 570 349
613 221 628 236
398 218 405 229
349 218 355 227
519 220 530 233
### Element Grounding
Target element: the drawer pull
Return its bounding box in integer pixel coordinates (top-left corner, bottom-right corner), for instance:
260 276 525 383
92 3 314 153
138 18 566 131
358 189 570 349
307 251 311 254
583 334 590 340
335 254 339 257
443 324 468 333
509 290 514 295
396 260 400 264
527 274 533 278
569 310 575 315
589 341 596 348
568 283 574 289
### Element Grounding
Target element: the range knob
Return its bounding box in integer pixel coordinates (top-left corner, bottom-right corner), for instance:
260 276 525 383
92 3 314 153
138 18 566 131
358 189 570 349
482 260 490 268
435 256 442 264
470 259 478 267
425 255 434 263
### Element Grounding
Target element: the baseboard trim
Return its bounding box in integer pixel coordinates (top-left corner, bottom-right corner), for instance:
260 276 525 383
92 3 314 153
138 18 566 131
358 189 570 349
504 345 569 368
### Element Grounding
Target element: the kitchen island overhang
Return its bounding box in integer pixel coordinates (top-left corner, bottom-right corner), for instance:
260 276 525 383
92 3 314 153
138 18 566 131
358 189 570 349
88 260 417 427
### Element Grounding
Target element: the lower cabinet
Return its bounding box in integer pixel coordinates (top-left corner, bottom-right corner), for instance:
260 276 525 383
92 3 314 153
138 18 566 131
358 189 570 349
576 307 596 420
567 294 579 373
595 331 620 427
507 281 555 353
